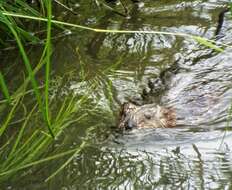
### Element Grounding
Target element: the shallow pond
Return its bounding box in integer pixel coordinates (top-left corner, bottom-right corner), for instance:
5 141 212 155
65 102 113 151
2 0 232 189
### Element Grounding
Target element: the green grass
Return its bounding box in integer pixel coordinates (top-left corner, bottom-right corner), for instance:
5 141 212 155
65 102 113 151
0 94 88 183
2 11 230 52
0 72 11 104
0 0 59 183
45 0 53 135
0 2 54 137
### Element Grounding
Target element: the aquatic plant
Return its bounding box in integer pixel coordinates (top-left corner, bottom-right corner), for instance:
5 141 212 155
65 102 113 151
0 0 54 137
0 0 79 183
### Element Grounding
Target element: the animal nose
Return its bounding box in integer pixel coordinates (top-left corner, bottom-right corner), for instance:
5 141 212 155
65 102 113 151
125 120 136 130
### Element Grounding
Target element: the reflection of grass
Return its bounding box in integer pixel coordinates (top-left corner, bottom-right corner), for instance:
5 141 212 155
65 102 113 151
57 145 231 189
219 103 232 148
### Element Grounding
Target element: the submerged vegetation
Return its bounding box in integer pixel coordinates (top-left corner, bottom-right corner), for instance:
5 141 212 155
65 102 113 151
0 0 83 182
0 0 232 188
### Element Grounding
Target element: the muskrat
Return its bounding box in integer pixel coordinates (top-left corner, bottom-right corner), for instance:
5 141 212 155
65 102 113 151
118 102 176 130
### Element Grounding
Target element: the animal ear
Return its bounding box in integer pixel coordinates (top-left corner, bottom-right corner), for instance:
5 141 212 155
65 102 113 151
121 102 136 113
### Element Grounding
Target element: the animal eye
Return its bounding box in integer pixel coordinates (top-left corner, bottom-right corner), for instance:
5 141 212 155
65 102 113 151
144 112 152 119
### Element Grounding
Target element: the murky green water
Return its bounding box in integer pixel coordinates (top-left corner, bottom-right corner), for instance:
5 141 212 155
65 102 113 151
2 0 232 189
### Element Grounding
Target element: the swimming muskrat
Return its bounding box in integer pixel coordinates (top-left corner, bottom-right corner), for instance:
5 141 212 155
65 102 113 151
118 102 176 130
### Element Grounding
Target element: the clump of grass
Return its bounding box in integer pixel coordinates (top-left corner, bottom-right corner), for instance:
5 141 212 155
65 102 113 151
0 0 55 136
0 1 42 47
0 0 60 182
0 93 88 183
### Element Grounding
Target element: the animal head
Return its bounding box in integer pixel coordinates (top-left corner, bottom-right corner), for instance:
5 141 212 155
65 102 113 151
118 102 176 130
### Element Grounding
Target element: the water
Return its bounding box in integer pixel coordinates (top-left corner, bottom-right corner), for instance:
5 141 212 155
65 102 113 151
2 0 232 189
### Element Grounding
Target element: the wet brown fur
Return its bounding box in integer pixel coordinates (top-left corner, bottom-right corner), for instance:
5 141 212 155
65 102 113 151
118 102 176 129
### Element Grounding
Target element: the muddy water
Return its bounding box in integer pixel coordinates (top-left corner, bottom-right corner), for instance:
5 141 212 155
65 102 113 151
3 0 232 189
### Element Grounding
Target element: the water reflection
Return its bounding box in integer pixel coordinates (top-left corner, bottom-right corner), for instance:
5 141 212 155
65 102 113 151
162 50 232 128
50 0 232 189
46 136 232 190
2 0 232 189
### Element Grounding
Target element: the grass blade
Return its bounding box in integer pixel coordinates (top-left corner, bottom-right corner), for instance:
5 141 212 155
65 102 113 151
44 0 53 134
0 147 79 177
2 12 231 50
0 97 20 136
192 36 224 52
0 11 54 137
0 72 11 103
45 141 87 182
8 104 37 158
